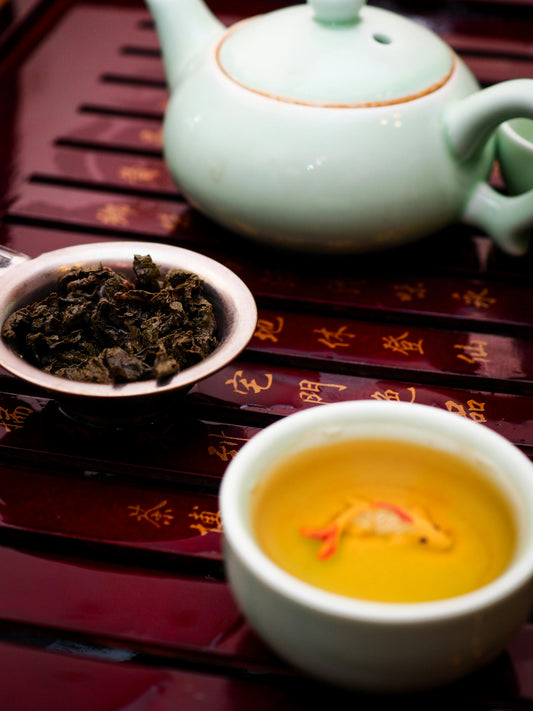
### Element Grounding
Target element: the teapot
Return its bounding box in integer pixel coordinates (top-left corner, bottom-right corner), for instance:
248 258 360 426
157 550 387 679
146 0 533 255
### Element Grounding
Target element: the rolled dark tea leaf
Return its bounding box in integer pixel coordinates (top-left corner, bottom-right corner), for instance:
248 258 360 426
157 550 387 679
2 255 218 384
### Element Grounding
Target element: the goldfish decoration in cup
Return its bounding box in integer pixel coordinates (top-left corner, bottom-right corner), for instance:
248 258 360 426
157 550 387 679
301 498 453 561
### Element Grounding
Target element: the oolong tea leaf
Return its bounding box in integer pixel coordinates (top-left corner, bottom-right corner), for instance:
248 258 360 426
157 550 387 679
2 255 219 383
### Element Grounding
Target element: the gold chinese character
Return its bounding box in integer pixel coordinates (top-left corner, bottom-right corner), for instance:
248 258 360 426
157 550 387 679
254 317 284 342
393 282 427 302
157 211 192 232
382 331 424 356
188 505 222 536
139 128 163 147
370 387 416 403
225 369 273 395
128 500 174 528
328 278 361 295
96 203 137 227
0 405 34 431
207 433 249 461
451 288 496 309
453 340 489 364
260 268 297 289
299 379 347 404
207 442 237 461
314 325 355 349
118 165 160 185
445 399 487 423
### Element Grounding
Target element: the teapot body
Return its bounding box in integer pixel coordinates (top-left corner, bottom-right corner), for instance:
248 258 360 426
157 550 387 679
163 45 492 253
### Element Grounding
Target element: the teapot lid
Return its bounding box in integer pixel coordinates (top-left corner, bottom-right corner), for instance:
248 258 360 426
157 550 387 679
216 0 454 106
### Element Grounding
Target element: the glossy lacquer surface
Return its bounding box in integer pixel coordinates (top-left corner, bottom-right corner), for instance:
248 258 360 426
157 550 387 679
0 0 532 709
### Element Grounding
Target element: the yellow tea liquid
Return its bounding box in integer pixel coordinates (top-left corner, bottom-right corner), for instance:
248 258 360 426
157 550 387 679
251 438 516 603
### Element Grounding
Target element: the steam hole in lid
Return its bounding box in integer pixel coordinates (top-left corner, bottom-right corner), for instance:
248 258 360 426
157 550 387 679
373 33 392 44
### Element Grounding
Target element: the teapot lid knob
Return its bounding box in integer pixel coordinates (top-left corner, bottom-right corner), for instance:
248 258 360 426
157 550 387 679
309 0 365 24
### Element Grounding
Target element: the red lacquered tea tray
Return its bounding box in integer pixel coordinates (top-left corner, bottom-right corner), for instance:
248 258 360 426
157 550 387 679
0 0 532 708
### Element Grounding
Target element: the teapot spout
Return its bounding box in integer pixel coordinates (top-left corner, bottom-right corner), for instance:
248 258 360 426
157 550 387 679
145 0 224 91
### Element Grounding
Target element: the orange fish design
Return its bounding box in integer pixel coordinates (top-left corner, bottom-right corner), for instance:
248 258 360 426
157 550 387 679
300 498 452 560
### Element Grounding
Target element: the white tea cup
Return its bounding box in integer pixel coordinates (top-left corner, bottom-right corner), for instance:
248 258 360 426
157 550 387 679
498 118 533 194
220 401 533 693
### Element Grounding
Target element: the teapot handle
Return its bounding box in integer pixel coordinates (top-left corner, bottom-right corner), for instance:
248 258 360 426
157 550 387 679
444 79 533 256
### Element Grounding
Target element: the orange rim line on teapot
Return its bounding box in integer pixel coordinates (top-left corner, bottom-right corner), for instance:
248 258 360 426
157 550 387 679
215 19 457 108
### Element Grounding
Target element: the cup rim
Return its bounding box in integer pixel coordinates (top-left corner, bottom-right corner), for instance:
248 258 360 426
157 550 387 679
220 401 533 625
500 118 533 152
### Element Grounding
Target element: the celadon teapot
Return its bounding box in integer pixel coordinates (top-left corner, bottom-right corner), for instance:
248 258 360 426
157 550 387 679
146 0 533 254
